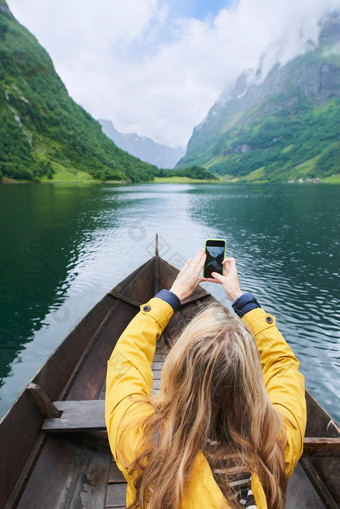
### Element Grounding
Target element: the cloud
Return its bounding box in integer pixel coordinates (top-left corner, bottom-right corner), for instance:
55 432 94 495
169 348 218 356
8 0 340 147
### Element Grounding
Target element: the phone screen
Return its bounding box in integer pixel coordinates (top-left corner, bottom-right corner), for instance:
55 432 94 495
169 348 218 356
204 239 226 278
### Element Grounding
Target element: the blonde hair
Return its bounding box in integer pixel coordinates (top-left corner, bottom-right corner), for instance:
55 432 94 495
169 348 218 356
119 304 287 509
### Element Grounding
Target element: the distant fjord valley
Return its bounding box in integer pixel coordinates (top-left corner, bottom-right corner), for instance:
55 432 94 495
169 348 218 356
0 0 340 184
98 120 185 170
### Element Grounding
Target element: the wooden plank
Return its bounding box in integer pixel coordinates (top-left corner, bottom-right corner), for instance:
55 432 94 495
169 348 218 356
309 456 340 505
4 433 46 509
152 379 161 391
43 401 105 432
17 436 83 509
153 353 167 362
108 461 126 484
1 391 43 509
59 304 121 401
17 435 111 509
159 257 179 290
151 361 163 370
107 290 140 308
306 391 340 437
105 483 127 507
112 257 155 303
41 296 113 403
300 457 338 509
67 261 156 401
286 462 326 509
303 437 340 457
43 410 339 458
62 444 111 509
65 303 137 401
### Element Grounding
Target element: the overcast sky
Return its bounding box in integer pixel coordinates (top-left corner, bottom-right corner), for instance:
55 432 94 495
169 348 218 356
7 0 340 148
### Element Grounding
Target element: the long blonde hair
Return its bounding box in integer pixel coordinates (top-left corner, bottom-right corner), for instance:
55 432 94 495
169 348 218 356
119 304 287 509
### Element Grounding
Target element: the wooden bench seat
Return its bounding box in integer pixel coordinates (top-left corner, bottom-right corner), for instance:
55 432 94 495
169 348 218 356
42 400 105 432
42 400 340 458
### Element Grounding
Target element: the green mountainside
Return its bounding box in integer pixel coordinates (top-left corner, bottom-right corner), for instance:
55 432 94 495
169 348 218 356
0 0 156 182
177 13 340 182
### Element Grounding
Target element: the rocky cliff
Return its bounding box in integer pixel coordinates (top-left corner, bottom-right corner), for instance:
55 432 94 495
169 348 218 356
177 12 340 181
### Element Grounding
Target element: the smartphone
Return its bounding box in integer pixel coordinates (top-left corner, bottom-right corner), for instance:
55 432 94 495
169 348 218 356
203 239 226 279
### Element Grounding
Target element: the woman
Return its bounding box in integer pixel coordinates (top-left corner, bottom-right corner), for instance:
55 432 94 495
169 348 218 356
105 251 306 509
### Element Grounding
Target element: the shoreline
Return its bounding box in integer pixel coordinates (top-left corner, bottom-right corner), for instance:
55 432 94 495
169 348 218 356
1 175 340 185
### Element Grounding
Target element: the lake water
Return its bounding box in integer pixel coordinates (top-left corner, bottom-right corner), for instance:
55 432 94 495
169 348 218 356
0 183 339 422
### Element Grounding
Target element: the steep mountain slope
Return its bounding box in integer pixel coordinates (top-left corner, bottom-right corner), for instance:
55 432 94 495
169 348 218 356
99 119 184 169
0 0 156 182
177 12 340 181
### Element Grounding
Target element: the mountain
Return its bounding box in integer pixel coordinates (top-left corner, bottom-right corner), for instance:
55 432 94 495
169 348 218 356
177 12 340 182
99 119 184 169
0 0 156 182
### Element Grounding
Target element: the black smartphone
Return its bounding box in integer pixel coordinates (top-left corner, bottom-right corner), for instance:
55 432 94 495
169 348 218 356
203 239 226 279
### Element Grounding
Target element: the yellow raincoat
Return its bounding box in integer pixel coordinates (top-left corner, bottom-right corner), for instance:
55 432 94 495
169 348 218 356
105 297 306 508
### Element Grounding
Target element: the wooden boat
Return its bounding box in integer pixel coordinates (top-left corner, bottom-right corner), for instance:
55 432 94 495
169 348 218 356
1 238 339 509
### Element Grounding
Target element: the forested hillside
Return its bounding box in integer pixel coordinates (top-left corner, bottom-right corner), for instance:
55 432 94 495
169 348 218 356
0 0 157 182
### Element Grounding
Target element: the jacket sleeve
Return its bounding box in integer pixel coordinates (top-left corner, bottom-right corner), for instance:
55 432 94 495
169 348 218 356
105 297 174 470
242 308 307 477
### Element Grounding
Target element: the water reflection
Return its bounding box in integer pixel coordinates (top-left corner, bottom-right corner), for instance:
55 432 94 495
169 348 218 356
0 185 123 390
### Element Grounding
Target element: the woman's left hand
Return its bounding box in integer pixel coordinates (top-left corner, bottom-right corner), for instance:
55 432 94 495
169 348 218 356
169 250 207 302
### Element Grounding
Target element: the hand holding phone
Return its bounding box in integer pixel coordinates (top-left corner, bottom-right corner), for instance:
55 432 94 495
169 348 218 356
208 257 243 302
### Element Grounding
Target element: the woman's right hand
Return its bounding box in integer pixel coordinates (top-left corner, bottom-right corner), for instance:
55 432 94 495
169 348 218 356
208 257 243 302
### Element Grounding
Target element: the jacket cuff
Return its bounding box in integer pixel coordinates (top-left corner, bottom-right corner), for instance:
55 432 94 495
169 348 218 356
154 289 181 312
232 292 261 318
